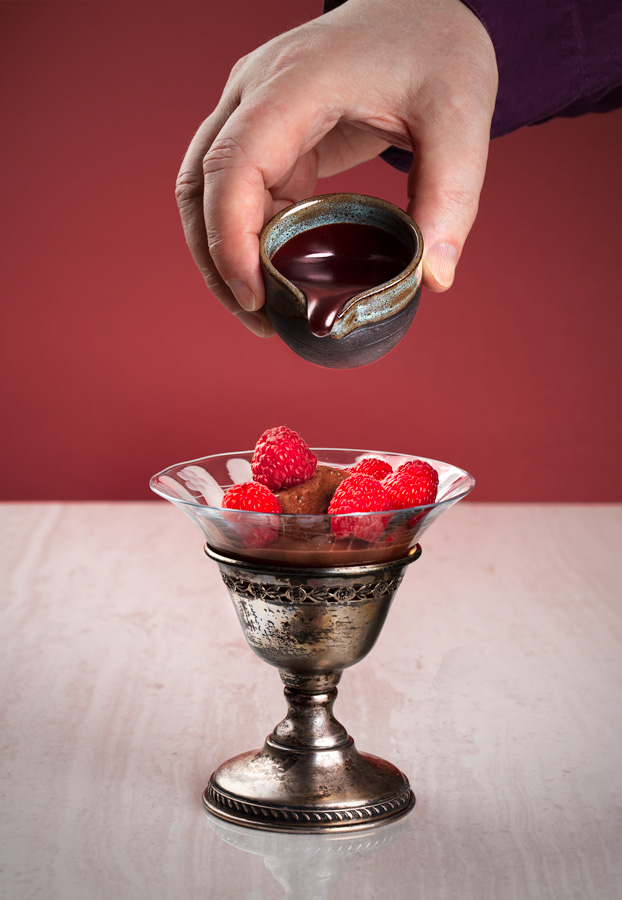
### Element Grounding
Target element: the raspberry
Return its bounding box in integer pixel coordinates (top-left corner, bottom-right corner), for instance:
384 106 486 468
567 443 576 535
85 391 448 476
252 426 317 491
328 474 393 542
348 457 393 480
383 468 438 509
221 481 282 548
396 459 440 494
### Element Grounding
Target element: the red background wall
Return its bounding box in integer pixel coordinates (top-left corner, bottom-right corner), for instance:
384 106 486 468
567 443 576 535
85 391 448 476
1 1 621 502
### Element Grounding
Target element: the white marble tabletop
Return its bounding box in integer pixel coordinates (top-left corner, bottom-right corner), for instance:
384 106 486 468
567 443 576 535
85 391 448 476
1 502 621 900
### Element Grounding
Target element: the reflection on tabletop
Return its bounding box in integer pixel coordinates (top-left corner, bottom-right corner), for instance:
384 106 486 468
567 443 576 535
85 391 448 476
206 808 412 900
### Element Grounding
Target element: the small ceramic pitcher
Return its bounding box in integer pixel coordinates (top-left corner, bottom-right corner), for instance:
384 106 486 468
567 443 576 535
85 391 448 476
259 193 423 369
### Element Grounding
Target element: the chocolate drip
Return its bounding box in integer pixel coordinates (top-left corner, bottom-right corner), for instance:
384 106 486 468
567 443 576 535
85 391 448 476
271 223 411 337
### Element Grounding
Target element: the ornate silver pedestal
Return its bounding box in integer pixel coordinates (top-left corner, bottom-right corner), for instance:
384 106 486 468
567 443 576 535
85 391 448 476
203 544 421 833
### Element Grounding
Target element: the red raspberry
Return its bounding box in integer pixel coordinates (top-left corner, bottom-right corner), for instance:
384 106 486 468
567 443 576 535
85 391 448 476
396 459 440 494
252 426 317 491
348 457 393 480
221 482 282 548
328 474 393 543
383 468 439 509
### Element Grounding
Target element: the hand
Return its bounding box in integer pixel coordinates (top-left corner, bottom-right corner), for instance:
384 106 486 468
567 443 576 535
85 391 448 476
175 0 498 336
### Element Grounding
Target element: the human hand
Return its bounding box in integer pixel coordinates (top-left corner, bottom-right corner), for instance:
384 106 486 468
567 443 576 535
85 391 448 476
175 0 498 336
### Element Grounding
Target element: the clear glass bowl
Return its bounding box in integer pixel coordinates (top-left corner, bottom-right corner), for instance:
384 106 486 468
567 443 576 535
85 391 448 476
149 449 475 568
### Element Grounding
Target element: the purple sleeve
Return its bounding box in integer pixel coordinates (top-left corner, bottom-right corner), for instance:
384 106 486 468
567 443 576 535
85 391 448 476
324 0 622 173
462 0 622 137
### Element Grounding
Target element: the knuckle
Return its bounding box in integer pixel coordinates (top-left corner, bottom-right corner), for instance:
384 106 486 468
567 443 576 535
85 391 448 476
237 32 316 95
263 39 305 77
202 135 247 177
204 233 232 267
228 53 252 80
203 232 228 269
221 53 253 97
424 72 492 133
203 269 224 296
435 90 475 130
175 170 202 208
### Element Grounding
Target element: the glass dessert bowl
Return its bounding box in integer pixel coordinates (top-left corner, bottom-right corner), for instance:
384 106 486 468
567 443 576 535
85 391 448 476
150 448 473 568
150 448 474 833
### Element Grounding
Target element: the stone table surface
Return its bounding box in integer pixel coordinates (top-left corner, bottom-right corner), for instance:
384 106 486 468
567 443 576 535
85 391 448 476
1 502 621 900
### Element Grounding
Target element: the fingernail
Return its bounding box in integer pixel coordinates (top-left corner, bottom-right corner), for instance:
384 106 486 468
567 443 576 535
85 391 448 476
227 279 257 312
239 312 267 338
426 243 458 289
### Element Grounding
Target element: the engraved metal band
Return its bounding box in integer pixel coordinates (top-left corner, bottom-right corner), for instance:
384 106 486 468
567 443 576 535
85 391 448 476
219 572 404 604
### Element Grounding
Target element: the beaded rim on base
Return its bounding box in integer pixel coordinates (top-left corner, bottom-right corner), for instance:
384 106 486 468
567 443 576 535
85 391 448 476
204 781 415 834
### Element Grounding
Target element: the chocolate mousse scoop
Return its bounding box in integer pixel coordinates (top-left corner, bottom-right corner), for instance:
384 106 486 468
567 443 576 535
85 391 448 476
230 463 417 566
275 465 348 515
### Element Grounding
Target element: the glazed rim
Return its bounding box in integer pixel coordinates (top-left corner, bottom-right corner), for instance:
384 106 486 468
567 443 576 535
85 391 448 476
149 448 475 518
258 193 424 315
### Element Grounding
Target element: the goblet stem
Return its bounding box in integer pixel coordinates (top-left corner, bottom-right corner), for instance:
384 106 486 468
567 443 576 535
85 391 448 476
272 672 349 751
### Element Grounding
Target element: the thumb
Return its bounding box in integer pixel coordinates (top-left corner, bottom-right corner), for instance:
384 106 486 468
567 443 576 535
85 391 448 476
407 116 490 291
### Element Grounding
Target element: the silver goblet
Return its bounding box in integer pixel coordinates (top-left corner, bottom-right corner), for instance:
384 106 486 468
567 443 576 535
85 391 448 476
150 449 474 833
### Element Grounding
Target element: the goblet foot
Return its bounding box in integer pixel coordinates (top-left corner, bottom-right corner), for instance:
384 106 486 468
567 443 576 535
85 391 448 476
204 739 414 834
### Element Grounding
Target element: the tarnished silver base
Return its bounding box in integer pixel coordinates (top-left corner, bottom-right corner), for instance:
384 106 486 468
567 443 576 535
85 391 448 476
204 737 414 834
204 545 421 833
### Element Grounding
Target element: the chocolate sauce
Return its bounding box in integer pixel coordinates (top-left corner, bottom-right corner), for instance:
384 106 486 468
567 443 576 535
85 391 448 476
271 223 412 337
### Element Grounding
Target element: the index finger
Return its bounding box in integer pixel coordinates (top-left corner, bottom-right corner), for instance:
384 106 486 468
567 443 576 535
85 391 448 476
202 93 337 310
176 110 238 314
176 111 275 336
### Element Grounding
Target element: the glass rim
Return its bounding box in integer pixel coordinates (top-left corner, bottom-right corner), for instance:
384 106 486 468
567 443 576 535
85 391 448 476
149 448 476 519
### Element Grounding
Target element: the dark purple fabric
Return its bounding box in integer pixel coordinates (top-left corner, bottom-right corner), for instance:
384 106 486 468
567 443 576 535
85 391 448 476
324 0 622 173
